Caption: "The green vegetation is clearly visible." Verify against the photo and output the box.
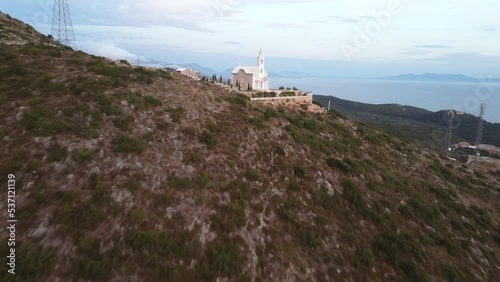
[196,175,208,188]
[111,135,144,154]
[168,176,192,189]
[314,95,500,148]
[298,226,321,248]
[166,107,185,123]
[279,91,296,97]
[275,146,286,156]
[293,165,306,178]
[200,131,217,150]
[374,232,426,281]
[199,237,244,280]
[128,230,195,259]
[407,196,440,223]
[113,114,134,130]
[77,236,119,280]
[118,59,130,65]
[0,16,498,282]
[442,265,464,282]
[22,107,72,135]
[116,92,162,110]
[224,94,248,107]
[252,91,276,98]
[342,179,381,224]
[326,158,350,173]
[263,108,280,120]
[210,202,246,233]
[249,117,265,128]
[283,113,334,153]
[245,168,261,181]
[47,144,67,162]
[313,186,339,209]
[10,242,53,281]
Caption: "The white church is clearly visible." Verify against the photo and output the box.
[232,49,270,91]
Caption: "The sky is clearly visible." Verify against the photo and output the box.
[2,0,500,77]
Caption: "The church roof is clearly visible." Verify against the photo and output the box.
[232,66,258,74]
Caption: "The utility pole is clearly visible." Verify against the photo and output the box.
[474,104,486,164]
[328,100,331,111]
[51,0,77,48]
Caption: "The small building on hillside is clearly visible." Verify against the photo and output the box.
[232,49,270,91]
[176,68,198,79]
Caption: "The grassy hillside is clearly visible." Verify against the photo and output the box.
[314,95,500,151]
[1,13,499,282]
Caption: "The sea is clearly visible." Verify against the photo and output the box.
[270,78,500,123]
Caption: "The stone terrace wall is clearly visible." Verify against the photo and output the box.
[250,94,313,104]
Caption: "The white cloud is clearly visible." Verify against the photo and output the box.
[79,41,144,62]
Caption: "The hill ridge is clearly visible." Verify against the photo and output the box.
[0,12,499,282]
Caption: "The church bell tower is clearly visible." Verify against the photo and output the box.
[257,49,265,78]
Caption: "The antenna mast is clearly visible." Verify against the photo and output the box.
[474,104,486,164]
[51,0,77,48]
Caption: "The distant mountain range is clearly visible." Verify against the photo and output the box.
[140,59,500,82]
[379,73,500,83]
[179,65,317,79]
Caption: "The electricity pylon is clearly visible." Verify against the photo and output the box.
[51,0,77,48]
[474,104,486,164]
[446,110,454,158]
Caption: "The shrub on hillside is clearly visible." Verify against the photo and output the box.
[111,135,144,154]
[224,95,248,107]
[47,144,68,162]
[293,165,306,178]
[326,158,350,173]
[71,148,93,163]
[199,131,217,150]
[113,115,134,130]
[13,243,54,281]
[166,107,184,123]
[245,168,261,181]
[199,237,243,280]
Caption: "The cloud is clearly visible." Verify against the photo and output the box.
[79,41,144,62]
[265,22,310,29]
[340,18,363,23]
[328,15,364,23]
[229,18,310,29]
[66,1,240,32]
[400,50,431,56]
[414,45,452,49]
[225,41,241,45]
[482,26,497,32]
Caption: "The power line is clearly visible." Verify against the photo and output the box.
[51,0,76,48]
